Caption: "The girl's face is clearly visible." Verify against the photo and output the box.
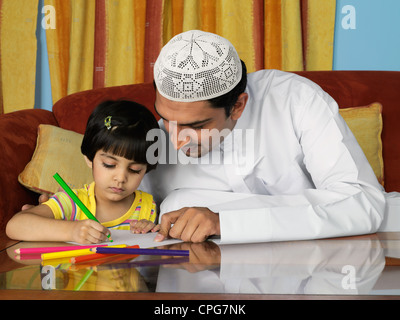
[85,150,147,204]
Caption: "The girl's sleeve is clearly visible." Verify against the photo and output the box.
[42,191,77,221]
[138,192,157,223]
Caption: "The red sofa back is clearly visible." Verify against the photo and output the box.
[53,82,158,134]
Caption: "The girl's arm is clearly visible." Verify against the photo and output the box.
[6,205,110,244]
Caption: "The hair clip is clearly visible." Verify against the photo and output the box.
[104,116,112,130]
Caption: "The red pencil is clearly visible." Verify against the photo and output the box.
[70,253,140,270]
[70,245,139,264]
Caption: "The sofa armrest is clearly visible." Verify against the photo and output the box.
[0,109,58,231]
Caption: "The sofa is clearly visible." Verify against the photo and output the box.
[1,71,400,232]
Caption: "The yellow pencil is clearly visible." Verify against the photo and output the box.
[41,257,71,267]
[41,244,127,260]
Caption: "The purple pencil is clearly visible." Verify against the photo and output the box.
[91,247,189,257]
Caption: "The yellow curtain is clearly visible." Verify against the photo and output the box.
[265,0,336,71]
[281,0,304,71]
[0,0,38,114]
[305,0,336,71]
[105,0,147,86]
[45,0,95,104]
[161,0,336,72]
[0,0,336,114]
[161,0,262,73]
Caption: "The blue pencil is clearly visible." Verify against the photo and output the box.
[91,247,189,257]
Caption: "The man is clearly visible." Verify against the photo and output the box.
[139,30,386,244]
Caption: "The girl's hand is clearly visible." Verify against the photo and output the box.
[130,219,160,234]
[71,219,111,244]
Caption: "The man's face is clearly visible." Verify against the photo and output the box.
[154,90,239,158]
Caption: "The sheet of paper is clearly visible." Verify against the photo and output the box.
[71,230,184,248]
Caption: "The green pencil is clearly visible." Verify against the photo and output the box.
[53,173,113,242]
[74,269,94,291]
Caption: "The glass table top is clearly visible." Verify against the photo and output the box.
[1,233,400,297]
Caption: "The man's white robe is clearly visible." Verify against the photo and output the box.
[141,70,397,244]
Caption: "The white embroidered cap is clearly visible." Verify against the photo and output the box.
[154,30,242,102]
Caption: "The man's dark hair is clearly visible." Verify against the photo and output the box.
[208,60,248,117]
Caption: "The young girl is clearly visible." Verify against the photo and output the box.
[6,100,160,244]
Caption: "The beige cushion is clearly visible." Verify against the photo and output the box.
[339,102,384,186]
[18,125,93,194]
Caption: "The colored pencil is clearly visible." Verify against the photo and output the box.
[74,269,94,291]
[15,253,41,260]
[70,245,139,264]
[95,257,190,271]
[41,257,71,268]
[41,244,127,260]
[53,173,113,242]
[70,252,140,270]
[15,245,107,255]
[91,247,190,257]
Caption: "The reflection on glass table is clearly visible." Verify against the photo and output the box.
[3,233,400,297]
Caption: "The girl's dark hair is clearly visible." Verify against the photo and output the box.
[208,60,247,117]
[81,100,160,172]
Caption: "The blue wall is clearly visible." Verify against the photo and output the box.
[34,0,53,111]
[333,0,400,71]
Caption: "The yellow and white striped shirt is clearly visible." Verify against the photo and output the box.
[43,182,156,230]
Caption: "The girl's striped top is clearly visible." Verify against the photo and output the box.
[43,182,156,229]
